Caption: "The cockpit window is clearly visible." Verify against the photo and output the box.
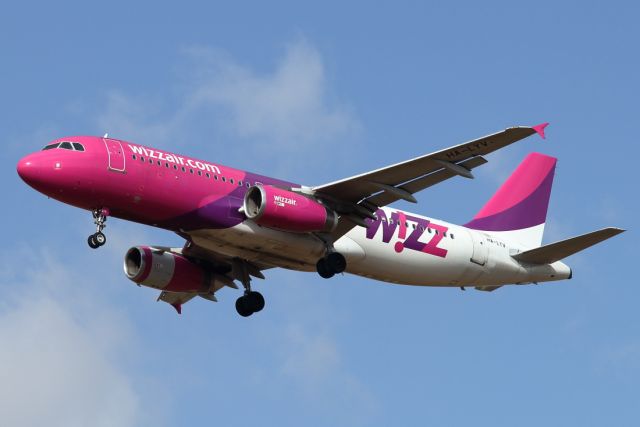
[42,143,60,150]
[72,142,85,151]
[59,142,73,150]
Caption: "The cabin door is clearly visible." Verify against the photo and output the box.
[103,138,126,173]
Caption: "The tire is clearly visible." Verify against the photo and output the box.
[235,296,253,317]
[248,291,265,313]
[94,232,106,246]
[88,235,99,249]
[326,252,347,274]
[316,258,335,279]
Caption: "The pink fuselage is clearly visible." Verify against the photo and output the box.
[16,136,295,233]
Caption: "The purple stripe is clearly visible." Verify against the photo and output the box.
[464,168,554,231]
[160,173,298,231]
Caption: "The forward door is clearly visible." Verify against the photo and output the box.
[103,138,126,172]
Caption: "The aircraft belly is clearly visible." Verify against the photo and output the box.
[188,222,325,271]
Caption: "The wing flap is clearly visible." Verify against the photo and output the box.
[512,227,625,265]
[365,156,487,207]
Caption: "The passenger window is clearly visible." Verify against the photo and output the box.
[173,165,178,170]
[132,155,137,160]
[451,234,455,239]
[72,143,85,151]
[427,228,432,233]
[238,180,243,186]
[157,160,161,166]
[149,159,153,164]
[42,143,59,150]
[443,232,447,237]
[189,169,194,174]
[214,175,218,180]
[197,171,202,176]
[59,142,73,150]
[222,177,226,182]
[230,178,234,184]
[140,156,145,162]
[165,163,169,168]
[246,182,250,187]
[206,173,210,178]
[181,167,186,172]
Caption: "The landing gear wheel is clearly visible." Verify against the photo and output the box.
[235,296,253,317]
[316,258,335,279]
[87,208,109,249]
[326,252,346,274]
[247,291,265,313]
[88,235,99,249]
[316,252,346,278]
[94,232,106,246]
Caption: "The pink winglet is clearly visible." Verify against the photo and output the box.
[171,303,182,315]
[531,122,549,139]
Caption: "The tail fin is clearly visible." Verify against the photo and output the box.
[464,152,557,248]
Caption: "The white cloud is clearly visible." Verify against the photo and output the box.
[0,251,152,427]
[183,40,359,148]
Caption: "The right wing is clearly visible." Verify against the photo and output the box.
[312,124,548,238]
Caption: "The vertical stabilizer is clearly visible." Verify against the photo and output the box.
[464,152,557,248]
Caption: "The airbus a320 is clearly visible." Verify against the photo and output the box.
[17,123,624,316]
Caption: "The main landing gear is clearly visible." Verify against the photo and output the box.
[316,252,347,279]
[235,291,265,317]
[88,208,109,249]
[234,259,265,317]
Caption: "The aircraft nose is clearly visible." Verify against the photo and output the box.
[17,154,40,184]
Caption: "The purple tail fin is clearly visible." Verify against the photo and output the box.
[465,152,557,246]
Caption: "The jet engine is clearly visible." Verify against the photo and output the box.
[124,246,221,293]
[243,185,338,233]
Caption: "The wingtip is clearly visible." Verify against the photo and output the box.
[171,303,182,314]
[532,122,549,139]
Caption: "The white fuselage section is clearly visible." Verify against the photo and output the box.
[188,206,571,289]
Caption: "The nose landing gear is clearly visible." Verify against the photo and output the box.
[88,208,109,249]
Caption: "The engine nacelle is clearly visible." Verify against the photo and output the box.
[243,185,338,233]
[124,246,216,293]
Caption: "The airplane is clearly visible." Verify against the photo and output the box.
[16,123,625,317]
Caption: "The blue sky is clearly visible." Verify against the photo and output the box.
[1,1,637,426]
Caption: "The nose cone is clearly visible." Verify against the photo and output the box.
[17,154,40,185]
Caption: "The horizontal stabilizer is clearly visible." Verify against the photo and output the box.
[512,227,625,264]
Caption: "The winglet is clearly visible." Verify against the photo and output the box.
[532,122,549,139]
[171,303,182,315]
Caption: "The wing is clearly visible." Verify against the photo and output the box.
[313,124,548,238]
[154,240,270,313]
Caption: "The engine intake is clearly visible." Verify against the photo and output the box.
[124,246,219,293]
[243,185,337,233]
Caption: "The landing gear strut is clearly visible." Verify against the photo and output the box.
[234,259,265,317]
[88,208,109,249]
[316,252,346,279]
